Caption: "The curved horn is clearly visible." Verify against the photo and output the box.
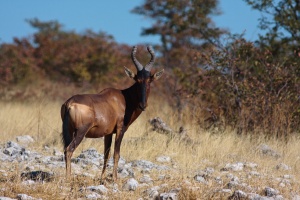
[145,46,155,72]
[131,46,143,71]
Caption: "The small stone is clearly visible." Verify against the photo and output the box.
[118,168,129,179]
[231,162,244,171]
[0,152,11,162]
[160,192,177,200]
[275,195,284,200]
[245,162,258,169]
[247,193,262,199]
[230,190,247,199]
[223,162,244,171]
[141,168,151,174]
[215,176,223,184]
[158,174,168,180]
[6,141,22,149]
[0,197,16,200]
[44,146,50,151]
[144,186,160,199]
[170,188,181,193]
[276,163,291,171]
[227,180,239,189]
[20,171,54,182]
[123,178,138,191]
[156,156,171,163]
[292,195,300,200]
[249,171,260,176]
[279,179,291,187]
[265,187,279,197]
[205,167,214,174]
[149,190,159,199]
[131,160,156,169]
[144,186,160,198]
[282,174,292,179]
[258,144,281,158]
[86,185,108,194]
[16,135,34,144]
[85,192,106,200]
[110,183,119,193]
[226,174,234,179]
[17,194,40,200]
[21,180,36,185]
[2,142,30,161]
[149,117,173,134]
[139,175,153,184]
[279,182,285,187]
[194,175,207,184]
[231,176,239,182]
[216,189,231,194]
[78,148,101,159]
[3,147,19,156]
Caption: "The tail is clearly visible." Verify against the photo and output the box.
[61,105,72,149]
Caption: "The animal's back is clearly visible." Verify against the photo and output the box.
[61,88,126,138]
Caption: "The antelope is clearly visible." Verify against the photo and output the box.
[61,46,164,182]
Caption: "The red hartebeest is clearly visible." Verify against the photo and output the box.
[61,46,164,182]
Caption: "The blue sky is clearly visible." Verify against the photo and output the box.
[0,1,263,45]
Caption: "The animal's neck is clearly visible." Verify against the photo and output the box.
[121,82,150,127]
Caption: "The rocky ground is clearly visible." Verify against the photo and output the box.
[0,134,300,200]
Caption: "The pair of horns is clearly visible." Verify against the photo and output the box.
[131,46,155,72]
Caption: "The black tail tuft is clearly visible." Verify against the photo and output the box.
[62,107,72,149]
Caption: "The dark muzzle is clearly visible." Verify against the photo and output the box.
[139,83,147,111]
[138,103,147,111]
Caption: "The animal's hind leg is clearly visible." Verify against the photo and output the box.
[65,147,73,179]
[65,123,93,179]
[100,134,113,182]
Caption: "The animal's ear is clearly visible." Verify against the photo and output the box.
[124,66,135,79]
[151,69,164,81]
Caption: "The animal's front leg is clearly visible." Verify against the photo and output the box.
[112,125,125,182]
[100,134,113,183]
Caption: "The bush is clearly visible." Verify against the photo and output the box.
[178,38,300,137]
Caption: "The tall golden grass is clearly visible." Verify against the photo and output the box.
[0,96,300,199]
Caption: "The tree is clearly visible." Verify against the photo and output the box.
[26,19,132,84]
[244,0,300,64]
[0,19,135,88]
[133,0,226,120]
[132,0,226,66]
[0,38,36,85]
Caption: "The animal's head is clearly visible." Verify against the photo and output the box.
[124,46,164,111]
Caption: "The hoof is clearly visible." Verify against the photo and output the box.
[98,175,113,185]
[99,179,105,185]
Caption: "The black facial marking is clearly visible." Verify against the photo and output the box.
[136,68,151,111]
[136,68,151,79]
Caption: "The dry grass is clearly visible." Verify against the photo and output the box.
[0,99,62,149]
[0,96,300,199]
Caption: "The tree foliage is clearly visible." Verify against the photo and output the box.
[0,19,134,86]
[132,0,226,67]
[244,0,300,65]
